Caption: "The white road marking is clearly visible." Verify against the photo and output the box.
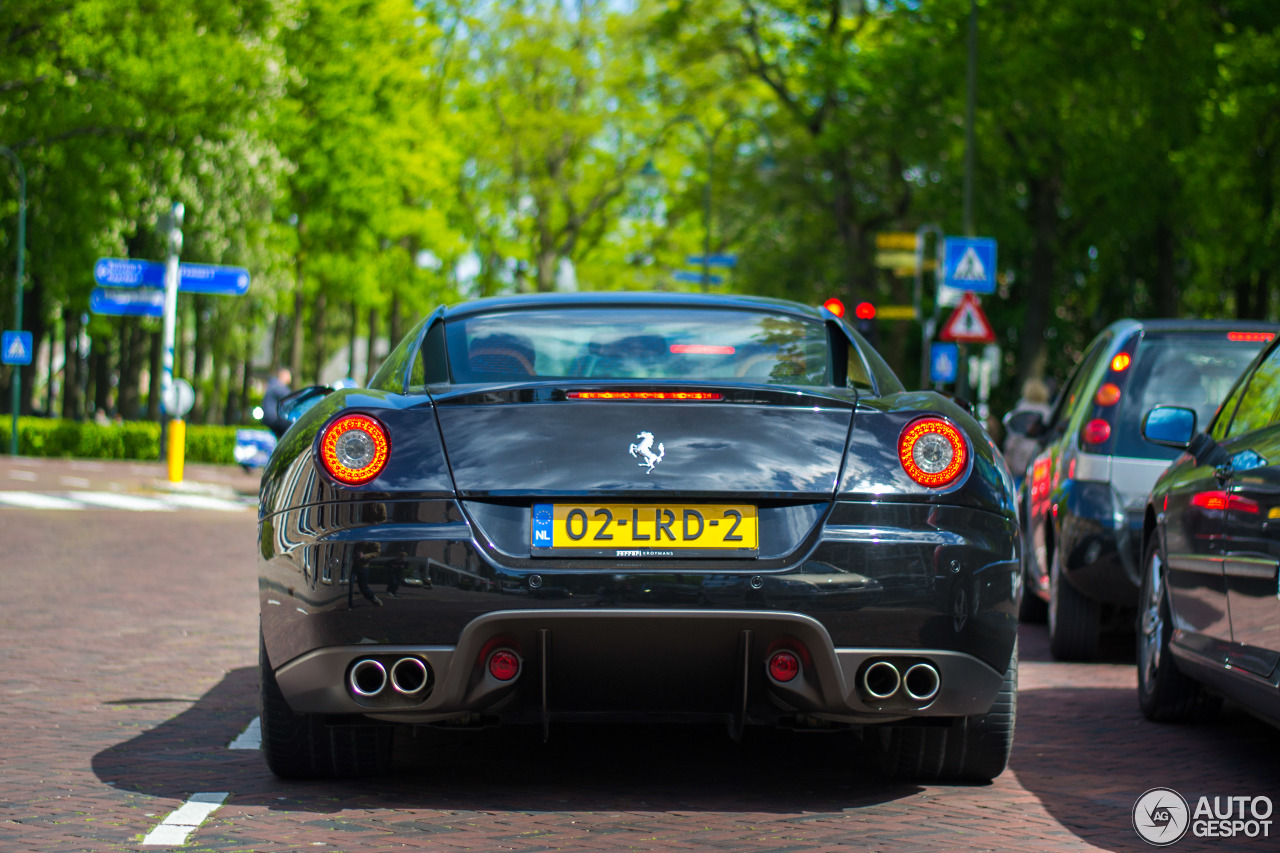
[7,470,37,481]
[59,476,92,488]
[141,792,228,846]
[0,491,83,510]
[69,460,106,471]
[164,493,248,512]
[70,491,175,511]
[228,717,261,750]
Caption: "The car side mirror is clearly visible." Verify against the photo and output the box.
[1142,406,1197,449]
[278,385,334,423]
[1003,409,1045,438]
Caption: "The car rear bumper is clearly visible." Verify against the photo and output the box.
[275,609,1007,725]
[259,497,1019,724]
[1056,481,1144,607]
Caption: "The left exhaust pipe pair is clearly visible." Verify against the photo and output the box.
[860,659,941,703]
[348,657,429,698]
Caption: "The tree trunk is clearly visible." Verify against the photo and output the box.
[92,333,112,415]
[365,306,380,384]
[290,262,306,382]
[192,298,208,422]
[389,292,402,347]
[1017,172,1061,385]
[147,330,162,420]
[348,302,359,381]
[61,308,83,420]
[240,349,253,425]
[1153,221,1178,317]
[118,318,148,420]
[310,292,328,384]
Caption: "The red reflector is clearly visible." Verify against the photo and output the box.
[823,297,846,318]
[1082,418,1112,444]
[488,650,520,681]
[1228,332,1276,342]
[855,302,876,320]
[1192,491,1259,513]
[669,344,735,355]
[1095,383,1122,406]
[567,391,722,401]
[1110,353,1131,372]
[768,651,801,682]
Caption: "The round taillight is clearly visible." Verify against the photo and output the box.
[1110,352,1131,372]
[319,414,391,485]
[487,649,520,682]
[1082,418,1112,445]
[1095,382,1122,406]
[898,418,968,488]
[768,651,801,682]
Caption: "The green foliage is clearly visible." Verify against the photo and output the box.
[0,417,241,464]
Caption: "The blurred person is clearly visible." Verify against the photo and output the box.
[1002,377,1052,487]
[261,367,293,438]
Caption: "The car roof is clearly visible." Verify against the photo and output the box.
[1103,317,1279,337]
[440,291,829,322]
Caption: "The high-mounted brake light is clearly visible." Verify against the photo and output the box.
[1081,418,1111,445]
[1110,353,1131,372]
[319,414,390,485]
[898,418,968,488]
[567,391,722,401]
[1095,382,1122,406]
[1228,332,1275,343]
[670,344,735,355]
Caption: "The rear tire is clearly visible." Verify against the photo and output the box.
[877,641,1017,783]
[260,634,394,779]
[1048,550,1099,660]
[1137,539,1221,723]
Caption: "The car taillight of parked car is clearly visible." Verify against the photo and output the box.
[898,418,968,488]
[319,414,391,485]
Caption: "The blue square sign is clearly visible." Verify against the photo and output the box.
[930,342,959,384]
[2,331,33,366]
[943,237,998,294]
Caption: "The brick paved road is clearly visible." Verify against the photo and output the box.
[1,463,1278,852]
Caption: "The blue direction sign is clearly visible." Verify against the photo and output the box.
[94,257,250,296]
[686,254,738,268]
[942,237,997,294]
[90,287,165,317]
[674,271,724,285]
[2,331,33,366]
[930,342,959,384]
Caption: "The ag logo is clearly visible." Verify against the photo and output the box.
[1133,787,1190,846]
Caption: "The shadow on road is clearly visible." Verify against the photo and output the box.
[1012,683,1280,852]
[93,666,923,814]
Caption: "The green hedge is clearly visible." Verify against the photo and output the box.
[0,417,244,465]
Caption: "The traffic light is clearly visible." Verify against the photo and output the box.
[854,302,878,344]
[822,297,846,318]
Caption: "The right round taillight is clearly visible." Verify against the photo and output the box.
[319,414,390,485]
[487,649,521,682]
[898,418,968,488]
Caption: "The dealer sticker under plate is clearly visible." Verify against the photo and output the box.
[531,503,758,558]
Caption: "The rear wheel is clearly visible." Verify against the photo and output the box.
[876,641,1017,783]
[1048,550,1100,660]
[1137,539,1221,723]
[260,634,394,779]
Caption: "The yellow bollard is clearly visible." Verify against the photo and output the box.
[167,418,186,483]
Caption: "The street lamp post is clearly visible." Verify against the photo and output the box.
[666,115,772,290]
[1,146,26,456]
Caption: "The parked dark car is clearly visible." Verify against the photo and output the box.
[258,292,1020,782]
[1005,319,1275,660]
[1138,333,1280,727]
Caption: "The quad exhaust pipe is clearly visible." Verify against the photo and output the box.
[859,659,940,704]
[348,657,430,699]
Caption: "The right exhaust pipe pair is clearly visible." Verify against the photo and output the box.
[861,659,941,703]
[348,656,430,699]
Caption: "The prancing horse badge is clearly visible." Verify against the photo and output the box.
[629,431,665,473]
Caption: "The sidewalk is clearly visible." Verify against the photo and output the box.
[0,454,262,500]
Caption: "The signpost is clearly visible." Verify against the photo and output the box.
[89,288,165,317]
[673,270,723,286]
[930,342,959,384]
[685,254,737,268]
[939,292,997,344]
[90,205,252,482]
[942,236,997,297]
[2,331,32,366]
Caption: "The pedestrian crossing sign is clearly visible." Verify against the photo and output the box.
[2,331,32,366]
[939,292,997,344]
[943,237,997,294]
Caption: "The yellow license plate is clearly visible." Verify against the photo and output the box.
[531,503,758,558]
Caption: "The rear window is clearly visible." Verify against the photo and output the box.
[442,307,835,387]
[1112,333,1268,459]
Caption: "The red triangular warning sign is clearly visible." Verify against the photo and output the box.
[939,292,996,343]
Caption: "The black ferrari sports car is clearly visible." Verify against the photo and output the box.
[257,292,1021,781]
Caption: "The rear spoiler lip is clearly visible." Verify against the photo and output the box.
[429,381,860,409]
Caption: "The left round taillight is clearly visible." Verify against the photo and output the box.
[319,414,391,485]
[898,417,968,488]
